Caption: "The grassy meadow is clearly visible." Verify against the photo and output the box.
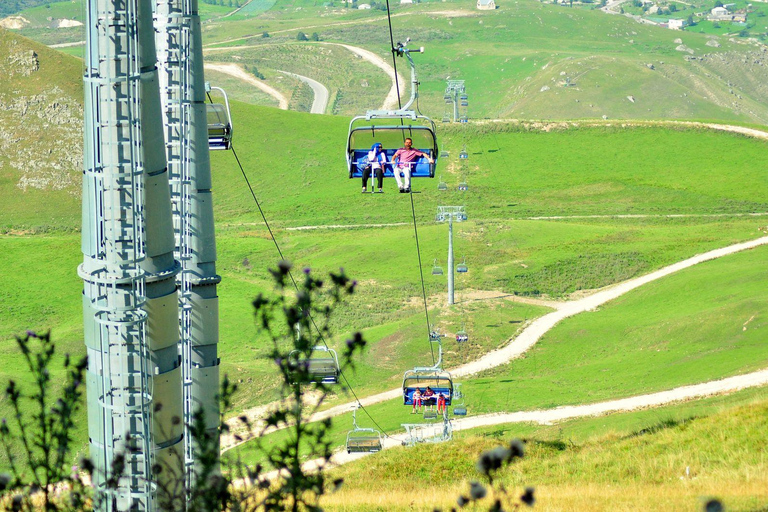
[324,386,768,511]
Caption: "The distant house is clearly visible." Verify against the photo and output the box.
[477,0,496,9]
[358,2,371,7]
[711,6,729,16]
[668,18,688,29]
[400,0,412,4]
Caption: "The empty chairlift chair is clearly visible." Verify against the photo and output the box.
[457,257,468,273]
[432,259,444,276]
[205,83,233,150]
[440,150,449,158]
[289,346,340,384]
[346,40,439,182]
[346,407,383,454]
[452,383,467,416]
[438,176,448,191]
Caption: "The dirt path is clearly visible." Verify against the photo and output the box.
[277,70,329,114]
[319,43,404,111]
[204,62,289,109]
[221,235,768,452]
[323,367,768,469]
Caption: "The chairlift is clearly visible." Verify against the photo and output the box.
[440,150,449,158]
[442,115,450,123]
[347,40,438,181]
[460,100,468,107]
[456,322,469,343]
[438,176,448,191]
[459,115,468,123]
[431,259,444,276]
[288,345,340,384]
[346,407,383,454]
[205,83,233,151]
[459,147,468,160]
[452,383,467,416]
[457,257,468,273]
[429,325,442,343]
[403,337,454,407]
[458,180,468,191]
[460,94,468,101]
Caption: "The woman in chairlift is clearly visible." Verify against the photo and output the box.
[421,385,436,410]
[392,137,434,193]
[363,143,386,193]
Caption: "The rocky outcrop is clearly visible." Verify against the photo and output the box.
[0,37,82,196]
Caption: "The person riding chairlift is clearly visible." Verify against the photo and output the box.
[363,143,386,193]
[392,138,433,193]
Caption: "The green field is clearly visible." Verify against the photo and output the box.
[226,242,768,464]
[324,386,768,511]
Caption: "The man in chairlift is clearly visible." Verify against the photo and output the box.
[392,137,434,193]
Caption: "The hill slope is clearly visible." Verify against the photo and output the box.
[0,28,82,230]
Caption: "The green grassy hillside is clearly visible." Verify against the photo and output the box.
[227,243,768,465]
[196,0,768,123]
[325,386,768,511]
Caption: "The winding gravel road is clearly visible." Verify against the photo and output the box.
[204,62,288,110]
[277,70,329,114]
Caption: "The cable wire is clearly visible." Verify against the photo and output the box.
[228,141,391,438]
[383,0,436,366]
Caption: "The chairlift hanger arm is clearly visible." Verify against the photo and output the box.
[391,39,423,112]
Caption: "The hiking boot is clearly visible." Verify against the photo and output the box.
[362,187,367,193]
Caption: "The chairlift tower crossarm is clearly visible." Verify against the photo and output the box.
[435,207,467,305]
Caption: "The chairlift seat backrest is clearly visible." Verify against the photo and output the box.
[453,406,467,416]
[457,264,468,273]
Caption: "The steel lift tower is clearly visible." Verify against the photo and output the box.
[443,80,468,123]
[80,0,184,508]
[154,0,221,490]
[435,206,467,305]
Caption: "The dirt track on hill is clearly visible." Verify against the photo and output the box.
[204,62,289,109]
[222,235,768,453]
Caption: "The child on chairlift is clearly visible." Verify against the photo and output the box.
[437,392,446,414]
[411,388,422,414]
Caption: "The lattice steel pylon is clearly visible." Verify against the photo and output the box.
[435,206,468,305]
[80,0,182,508]
[154,0,222,499]
[444,80,467,123]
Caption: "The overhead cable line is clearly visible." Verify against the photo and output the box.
[226,141,391,438]
[384,0,436,366]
